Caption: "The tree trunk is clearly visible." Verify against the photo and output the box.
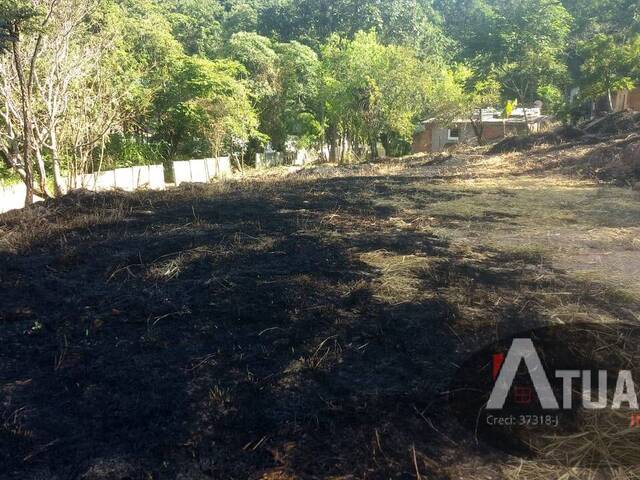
[35,147,51,197]
[52,154,64,195]
[381,133,391,157]
[50,132,65,195]
[470,108,485,145]
[523,108,531,135]
[328,126,338,163]
[11,29,35,204]
[607,89,614,112]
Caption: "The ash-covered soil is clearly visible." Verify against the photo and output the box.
[1,156,638,479]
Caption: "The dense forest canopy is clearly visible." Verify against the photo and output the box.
[0,0,639,199]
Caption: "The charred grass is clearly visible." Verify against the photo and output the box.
[0,162,639,479]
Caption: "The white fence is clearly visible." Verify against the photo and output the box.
[0,183,38,214]
[1,157,234,215]
[172,157,231,186]
[1,164,165,215]
[72,164,165,192]
[256,150,309,169]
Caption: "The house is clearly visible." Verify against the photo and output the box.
[412,108,548,154]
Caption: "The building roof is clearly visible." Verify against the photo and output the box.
[422,107,547,126]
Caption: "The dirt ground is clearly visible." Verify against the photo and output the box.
[1,139,639,479]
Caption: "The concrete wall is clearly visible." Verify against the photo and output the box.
[72,165,166,192]
[2,157,232,215]
[256,152,284,168]
[0,183,39,214]
[256,150,309,168]
[217,157,232,177]
[1,164,166,215]
[172,157,231,186]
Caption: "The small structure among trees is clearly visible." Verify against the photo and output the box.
[412,108,549,153]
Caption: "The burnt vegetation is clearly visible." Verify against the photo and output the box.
[1,165,637,479]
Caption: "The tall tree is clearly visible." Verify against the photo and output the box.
[319,31,443,161]
[0,0,147,197]
[0,0,45,202]
[155,57,260,162]
[435,0,572,103]
[578,34,639,110]
[164,0,224,58]
[258,0,451,56]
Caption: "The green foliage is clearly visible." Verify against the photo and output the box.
[503,99,518,118]
[226,31,279,99]
[536,85,564,114]
[437,0,572,102]
[271,41,320,149]
[319,31,442,158]
[0,0,38,51]
[3,0,639,189]
[223,2,259,36]
[156,56,259,158]
[430,65,500,122]
[105,135,169,168]
[578,33,637,105]
[226,32,320,150]
[562,0,639,39]
[114,0,186,122]
[0,160,18,184]
[258,0,452,56]
[291,112,324,148]
[165,0,224,58]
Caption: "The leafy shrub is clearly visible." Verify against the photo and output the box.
[105,135,170,168]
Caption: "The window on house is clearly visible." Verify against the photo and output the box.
[447,128,460,141]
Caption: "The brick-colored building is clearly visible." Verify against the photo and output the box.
[412,108,547,154]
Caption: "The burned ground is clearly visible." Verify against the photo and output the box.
[1,156,639,479]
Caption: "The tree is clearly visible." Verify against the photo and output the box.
[425,65,500,144]
[436,0,572,103]
[0,0,150,197]
[578,34,637,110]
[226,31,279,102]
[319,31,441,161]
[258,0,451,55]
[273,41,321,149]
[226,32,321,151]
[156,57,261,163]
[164,0,224,58]
[223,1,259,37]
[0,0,48,202]
[0,0,34,51]
[562,0,639,40]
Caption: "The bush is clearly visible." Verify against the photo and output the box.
[0,162,20,186]
[104,135,170,168]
